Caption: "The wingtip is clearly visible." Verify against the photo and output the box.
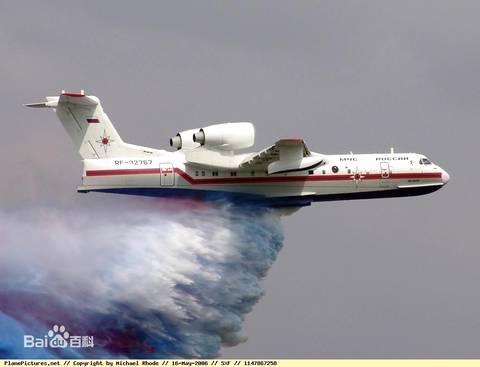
[24,100,58,108]
[24,102,47,108]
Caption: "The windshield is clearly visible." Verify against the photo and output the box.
[419,158,432,165]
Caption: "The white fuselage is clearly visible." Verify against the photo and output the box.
[79,150,450,207]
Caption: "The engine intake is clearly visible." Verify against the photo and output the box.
[169,128,200,150]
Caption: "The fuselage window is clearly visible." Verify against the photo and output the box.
[308,170,314,175]
[251,171,255,176]
[347,169,351,174]
[230,171,237,177]
[212,171,218,176]
[195,171,199,177]
[322,170,326,174]
[332,166,339,173]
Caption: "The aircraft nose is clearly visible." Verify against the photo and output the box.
[441,170,450,184]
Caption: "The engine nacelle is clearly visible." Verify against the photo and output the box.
[169,128,200,150]
[192,122,255,150]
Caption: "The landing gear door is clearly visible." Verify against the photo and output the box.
[380,162,390,180]
[160,163,174,186]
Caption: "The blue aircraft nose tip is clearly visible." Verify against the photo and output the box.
[442,170,450,184]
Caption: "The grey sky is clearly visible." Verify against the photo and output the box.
[1,0,479,357]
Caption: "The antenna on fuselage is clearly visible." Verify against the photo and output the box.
[390,146,395,154]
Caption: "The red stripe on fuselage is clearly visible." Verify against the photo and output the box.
[86,168,161,176]
[85,168,441,184]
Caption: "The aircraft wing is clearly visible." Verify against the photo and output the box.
[240,139,312,169]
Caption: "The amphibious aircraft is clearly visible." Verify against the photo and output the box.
[26,91,449,208]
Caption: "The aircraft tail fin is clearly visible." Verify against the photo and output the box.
[25,91,154,159]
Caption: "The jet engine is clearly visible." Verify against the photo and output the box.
[169,128,200,150]
[192,122,255,150]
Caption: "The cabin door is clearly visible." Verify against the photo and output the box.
[380,162,390,179]
[160,163,174,186]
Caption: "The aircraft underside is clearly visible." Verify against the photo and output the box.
[78,183,444,208]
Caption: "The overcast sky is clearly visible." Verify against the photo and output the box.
[1,0,479,357]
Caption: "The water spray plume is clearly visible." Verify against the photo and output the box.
[0,198,284,358]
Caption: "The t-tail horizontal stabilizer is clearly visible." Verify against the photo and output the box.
[25,90,158,159]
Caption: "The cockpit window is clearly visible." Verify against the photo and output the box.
[419,158,432,165]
